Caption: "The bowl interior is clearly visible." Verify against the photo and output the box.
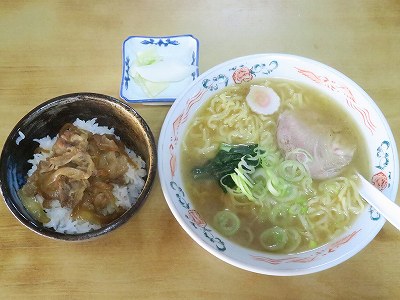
[1,93,156,240]
[158,54,399,275]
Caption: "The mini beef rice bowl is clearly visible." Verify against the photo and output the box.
[18,118,146,234]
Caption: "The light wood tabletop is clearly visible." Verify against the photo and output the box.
[1,1,399,299]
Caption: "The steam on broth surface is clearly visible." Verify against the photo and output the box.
[181,78,369,254]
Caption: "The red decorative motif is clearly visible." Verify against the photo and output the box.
[232,67,253,84]
[327,229,361,253]
[169,144,177,177]
[295,67,376,135]
[372,172,388,191]
[186,209,207,228]
[251,229,361,265]
[169,89,206,177]
[251,252,322,265]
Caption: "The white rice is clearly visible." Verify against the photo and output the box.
[73,118,115,135]
[26,118,147,234]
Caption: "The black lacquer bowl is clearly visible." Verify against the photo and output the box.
[0,93,157,241]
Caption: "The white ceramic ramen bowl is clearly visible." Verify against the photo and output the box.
[158,54,399,275]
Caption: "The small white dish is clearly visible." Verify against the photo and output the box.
[120,35,199,104]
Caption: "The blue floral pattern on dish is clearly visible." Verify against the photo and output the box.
[120,35,199,103]
[202,74,229,91]
[202,60,279,92]
[369,140,393,221]
[229,60,279,76]
[376,141,390,170]
[141,38,180,47]
[123,56,131,90]
[170,181,226,251]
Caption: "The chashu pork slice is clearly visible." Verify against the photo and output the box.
[276,109,356,180]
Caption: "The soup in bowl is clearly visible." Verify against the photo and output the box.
[158,54,399,275]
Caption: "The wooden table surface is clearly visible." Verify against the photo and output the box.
[1,1,399,299]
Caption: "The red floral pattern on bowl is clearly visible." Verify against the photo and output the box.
[372,172,388,191]
[232,67,253,84]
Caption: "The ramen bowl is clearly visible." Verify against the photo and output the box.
[0,93,157,241]
[158,54,399,275]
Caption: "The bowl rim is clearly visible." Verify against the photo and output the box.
[0,92,157,241]
[158,53,399,275]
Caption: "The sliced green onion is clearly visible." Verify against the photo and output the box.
[284,228,302,253]
[266,178,280,197]
[309,240,318,249]
[278,160,307,182]
[277,185,299,202]
[235,226,254,246]
[231,173,255,201]
[269,204,295,227]
[259,226,288,251]
[213,210,241,236]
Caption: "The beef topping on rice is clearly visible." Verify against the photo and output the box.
[19,123,139,226]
